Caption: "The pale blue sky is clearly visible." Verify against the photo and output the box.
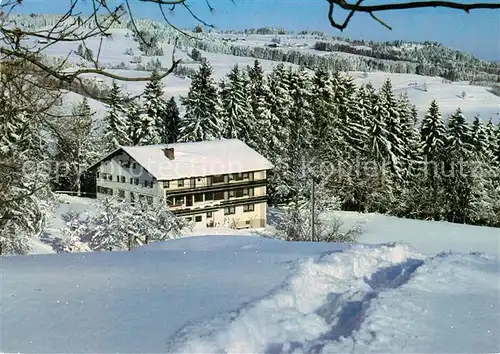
[15,0,500,60]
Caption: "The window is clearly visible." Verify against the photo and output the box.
[194,193,203,203]
[243,188,249,196]
[245,188,254,197]
[243,172,249,179]
[146,196,154,205]
[177,179,184,187]
[235,189,244,198]
[246,220,251,225]
[195,215,202,222]
[205,192,214,201]
[164,181,170,188]
[96,172,100,178]
[121,176,126,183]
[234,173,244,181]
[214,191,224,200]
[197,177,202,182]
[224,206,235,215]
[130,177,133,184]
[207,212,213,218]
[228,174,234,181]
[134,178,139,185]
[212,175,224,184]
[243,204,255,212]
[108,174,113,181]
[168,196,183,206]
[132,163,136,169]
[130,192,135,202]
[229,190,235,198]
[117,175,120,182]
[144,180,149,188]
[118,190,125,198]
[185,217,192,222]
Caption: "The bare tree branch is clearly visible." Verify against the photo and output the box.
[327,0,500,30]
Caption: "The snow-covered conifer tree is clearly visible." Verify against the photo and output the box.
[410,100,448,220]
[443,108,474,223]
[143,70,167,144]
[162,97,181,143]
[377,79,404,177]
[178,61,224,142]
[221,64,255,143]
[104,82,131,149]
[247,60,273,154]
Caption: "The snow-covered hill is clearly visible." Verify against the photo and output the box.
[3,235,499,353]
[34,26,500,124]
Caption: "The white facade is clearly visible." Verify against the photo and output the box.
[90,140,273,230]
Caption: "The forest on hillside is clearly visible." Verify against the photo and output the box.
[12,14,500,83]
[100,59,500,229]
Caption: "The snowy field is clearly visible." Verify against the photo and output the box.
[38,27,500,123]
[3,234,500,353]
[4,196,500,352]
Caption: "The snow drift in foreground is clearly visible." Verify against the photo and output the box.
[2,236,499,353]
[168,243,499,353]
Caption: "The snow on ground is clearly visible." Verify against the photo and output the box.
[3,236,499,353]
[36,27,499,123]
[35,196,500,257]
[331,210,500,256]
[351,71,500,122]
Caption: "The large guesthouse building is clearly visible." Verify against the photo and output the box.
[88,139,273,229]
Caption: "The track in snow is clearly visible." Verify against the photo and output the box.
[166,243,426,353]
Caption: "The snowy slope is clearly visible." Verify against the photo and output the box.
[36,27,500,123]
[35,196,500,256]
[2,237,499,353]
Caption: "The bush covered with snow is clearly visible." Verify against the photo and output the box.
[59,198,190,252]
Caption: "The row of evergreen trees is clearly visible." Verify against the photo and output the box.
[104,72,180,151]
[104,59,500,227]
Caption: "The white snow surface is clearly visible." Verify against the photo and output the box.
[37,27,500,125]
[93,139,273,180]
[2,237,499,353]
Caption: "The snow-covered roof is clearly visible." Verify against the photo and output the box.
[91,139,273,180]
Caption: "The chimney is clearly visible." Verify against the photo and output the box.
[163,147,175,160]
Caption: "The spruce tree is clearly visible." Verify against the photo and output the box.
[397,93,421,178]
[126,102,143,145]
[162,97,180,143]
[420,100,446,162]
[470,116,491,161]
[417,100,447,220]
[266,64,294,202]
[143,70,168,143]
[485,119,498,165]
[247,60,273,154]
[495,122,500,164]
[332,73,362,157]
[179,61,224,142]
[377,79,404,177]
[310,68,337,151]
[104,82,131,149]
[221,65,255,143]
[443,108,473,223]
[288,66,313,150]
